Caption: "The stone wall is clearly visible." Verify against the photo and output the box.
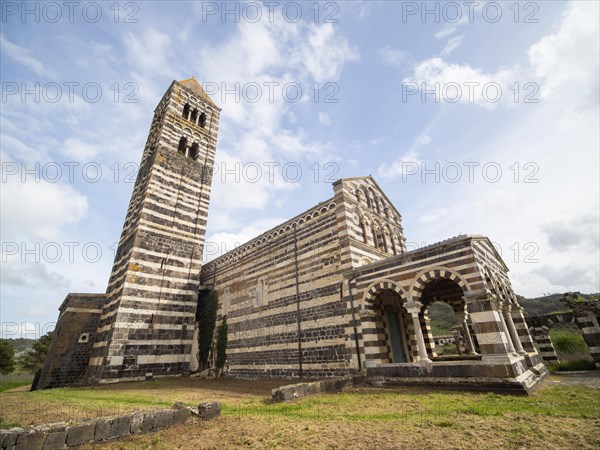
[36,294,104,389]
[0,406,190,450]
[201,197,352,379]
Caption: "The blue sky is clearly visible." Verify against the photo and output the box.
[1,1,599,337]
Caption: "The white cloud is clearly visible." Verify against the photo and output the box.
[441,35,464,56]
[1,177,88,240]
[435,16,469,39]
[60,137,100,160]
[404,57,522,109]
[378,135,430,178]
[0,34,52,77]
[528,1,599,102]
[318,112,330,125]
[124,29,174,76]
[204,217,287,261]
[198,17,355,222]
[378,46,408,67]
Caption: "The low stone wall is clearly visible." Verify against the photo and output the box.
[271,375,366,401]
[0,404,191,450]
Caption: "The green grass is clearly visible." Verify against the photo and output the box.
[222,385,600,422]
[0,373,34,393]
[549,360,597,371]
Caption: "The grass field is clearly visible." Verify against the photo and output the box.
[0,376,598,449]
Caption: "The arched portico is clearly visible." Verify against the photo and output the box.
[413,272,478,358]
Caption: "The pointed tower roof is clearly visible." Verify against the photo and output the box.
[178,77,219,109]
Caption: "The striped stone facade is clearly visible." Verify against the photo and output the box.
[39,79,220,388]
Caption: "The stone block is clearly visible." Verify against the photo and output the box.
[94,418,111,442]
[199,402,221,420]
[66,423,95,447]
[42,430,67,450]
[152,410,174,428]
[1,428,21,448]
[15,428,46,450]
[141,412,155,433]
[173,401,185,409]
[110,416,131,438]
[130,412,144,434]
[173,408,191,424]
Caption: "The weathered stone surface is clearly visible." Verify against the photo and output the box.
[152,410,174,428]
[94,418,111,441]
[199,402,221,420]
[110,416,131,438]
[173,408,191,424]
[140,412,155,433]
[130,412,145,434]
[65,423,95,447]
[173,401,185,409]
[2,428,21,448]
[42,430,67,450]
[15,428,46,450]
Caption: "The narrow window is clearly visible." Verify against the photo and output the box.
[190,108,198,124]
[199,112,207,128]
[178,137,187,155]
[189,143,199,160]
[361,219,368,244]
[182,103,190,119]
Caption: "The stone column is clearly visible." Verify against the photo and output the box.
[455,311,477,355]
[495,300,518,355]
[404,301,431,363]
[503,305,527,355]
[512,306,536,352]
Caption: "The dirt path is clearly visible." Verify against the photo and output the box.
[546,371,600,388]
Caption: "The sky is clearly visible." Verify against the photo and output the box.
[1,0,599,338]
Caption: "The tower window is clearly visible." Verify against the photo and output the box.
[182,103,190,119]
[190,108,198,124]
[189,143,199,160]
[178,137,187,155]
[199,112,207,128]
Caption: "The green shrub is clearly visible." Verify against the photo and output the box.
[197,290,218,371]
[215,318,228,372]
[549,329,588,355]
[0,341,16,375]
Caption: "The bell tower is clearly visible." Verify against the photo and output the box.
[87,78,220,382]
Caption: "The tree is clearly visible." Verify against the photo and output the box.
[215,318,228,373]
[19,332,53,373]
[197,290,218,371]
[0,340,16,374]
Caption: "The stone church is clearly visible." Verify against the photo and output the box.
[37,78,548,393]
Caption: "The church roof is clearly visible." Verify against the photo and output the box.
[178,77,219,109]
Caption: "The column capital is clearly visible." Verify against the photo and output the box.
[403,301,423,315]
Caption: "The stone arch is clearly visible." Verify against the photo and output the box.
[409,267,470,299]
[361,279,409,311]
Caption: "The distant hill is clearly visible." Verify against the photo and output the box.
[518,292,600,317]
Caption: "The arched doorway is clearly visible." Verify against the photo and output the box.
[372,289,412,363]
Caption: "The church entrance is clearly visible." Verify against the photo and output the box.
[386,310,407,363]
[374,289,411,364]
